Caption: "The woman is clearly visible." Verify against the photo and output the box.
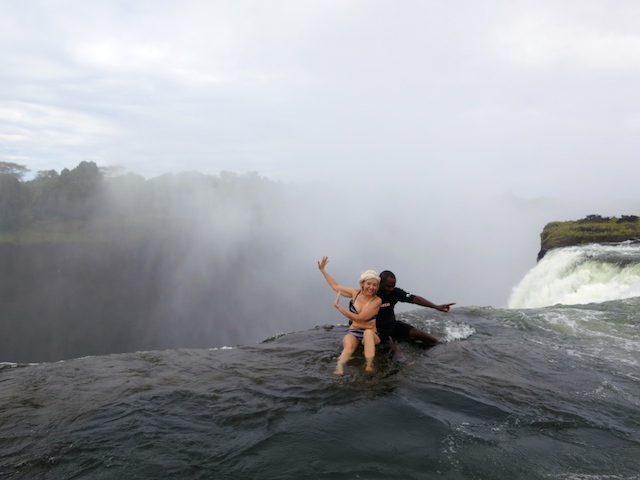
[318,256,382,375]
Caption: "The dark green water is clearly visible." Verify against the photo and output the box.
[1,298,639,479]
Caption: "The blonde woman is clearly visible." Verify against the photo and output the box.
[318,256,382,375]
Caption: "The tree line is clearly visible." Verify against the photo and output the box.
[0,160,278,234]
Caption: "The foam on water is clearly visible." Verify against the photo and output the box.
[442,321,476,342]
[508,243,640,308]
[511,298,640,373]
[400,312,476,342]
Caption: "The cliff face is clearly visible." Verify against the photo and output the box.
[0,238,280,363]
[0,242,176,363]
[1,224,321,364]
[537,215,640,261]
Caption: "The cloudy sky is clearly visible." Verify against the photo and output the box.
[2,0,640,306]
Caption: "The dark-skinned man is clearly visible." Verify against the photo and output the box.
[376,270,455,352]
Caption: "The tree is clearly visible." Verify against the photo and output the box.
[0,174,27,231]
[578,214,611,224]
[617,215,639,224]
[25,161,104,221]
[35,170,60,181]
[0,161,30,180]
[58,161,104,220]
[25,170,62,220]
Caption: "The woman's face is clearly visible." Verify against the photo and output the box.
[361,278,379,296]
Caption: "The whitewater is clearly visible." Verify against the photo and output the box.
[509,242,640,308]
[1,243,639,479]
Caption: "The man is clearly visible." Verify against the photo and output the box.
[376,270,455,347]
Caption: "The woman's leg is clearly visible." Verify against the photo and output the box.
[362,330,381,372]
[335,334,359,375]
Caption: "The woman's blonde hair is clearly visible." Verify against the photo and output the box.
[359,269,380,285]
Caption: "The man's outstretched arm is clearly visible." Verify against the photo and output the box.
[413,296,456,312]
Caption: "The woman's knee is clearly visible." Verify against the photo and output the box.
[362,330,375,342]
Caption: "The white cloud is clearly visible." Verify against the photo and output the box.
[489,2,640,71]
[0,0,638,197]
[0,101,116,139]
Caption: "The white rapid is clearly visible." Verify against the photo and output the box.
[508,243,640,308]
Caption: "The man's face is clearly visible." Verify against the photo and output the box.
[379,277,396,295]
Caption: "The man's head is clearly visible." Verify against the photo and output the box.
[379,270,396,295]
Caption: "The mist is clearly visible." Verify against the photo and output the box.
[2,0,640,361]
[81,171,640,334]
[2,163,639,363]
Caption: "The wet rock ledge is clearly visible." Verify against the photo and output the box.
[538,214,640,261]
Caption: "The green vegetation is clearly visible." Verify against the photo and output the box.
[0,160,279,245]
[540,214,640,251]
[0,161,103,236]
[0,220,104,244]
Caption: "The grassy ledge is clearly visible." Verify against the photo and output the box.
[539,215,640,259]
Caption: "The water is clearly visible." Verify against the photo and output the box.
[509,243,640,308]
[1,244,640,479]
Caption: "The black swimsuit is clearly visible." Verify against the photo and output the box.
[347,292,378,340]
[348,292,359,315]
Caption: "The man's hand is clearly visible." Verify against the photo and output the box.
[436,303,456,312]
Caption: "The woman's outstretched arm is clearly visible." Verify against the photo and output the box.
[318,256,357,297]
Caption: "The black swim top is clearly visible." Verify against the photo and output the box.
[349,292,376,321]
[349,292,359,314]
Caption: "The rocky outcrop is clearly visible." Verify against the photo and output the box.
[537,215,640,261]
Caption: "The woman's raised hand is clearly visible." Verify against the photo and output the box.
[318,256,329,271]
